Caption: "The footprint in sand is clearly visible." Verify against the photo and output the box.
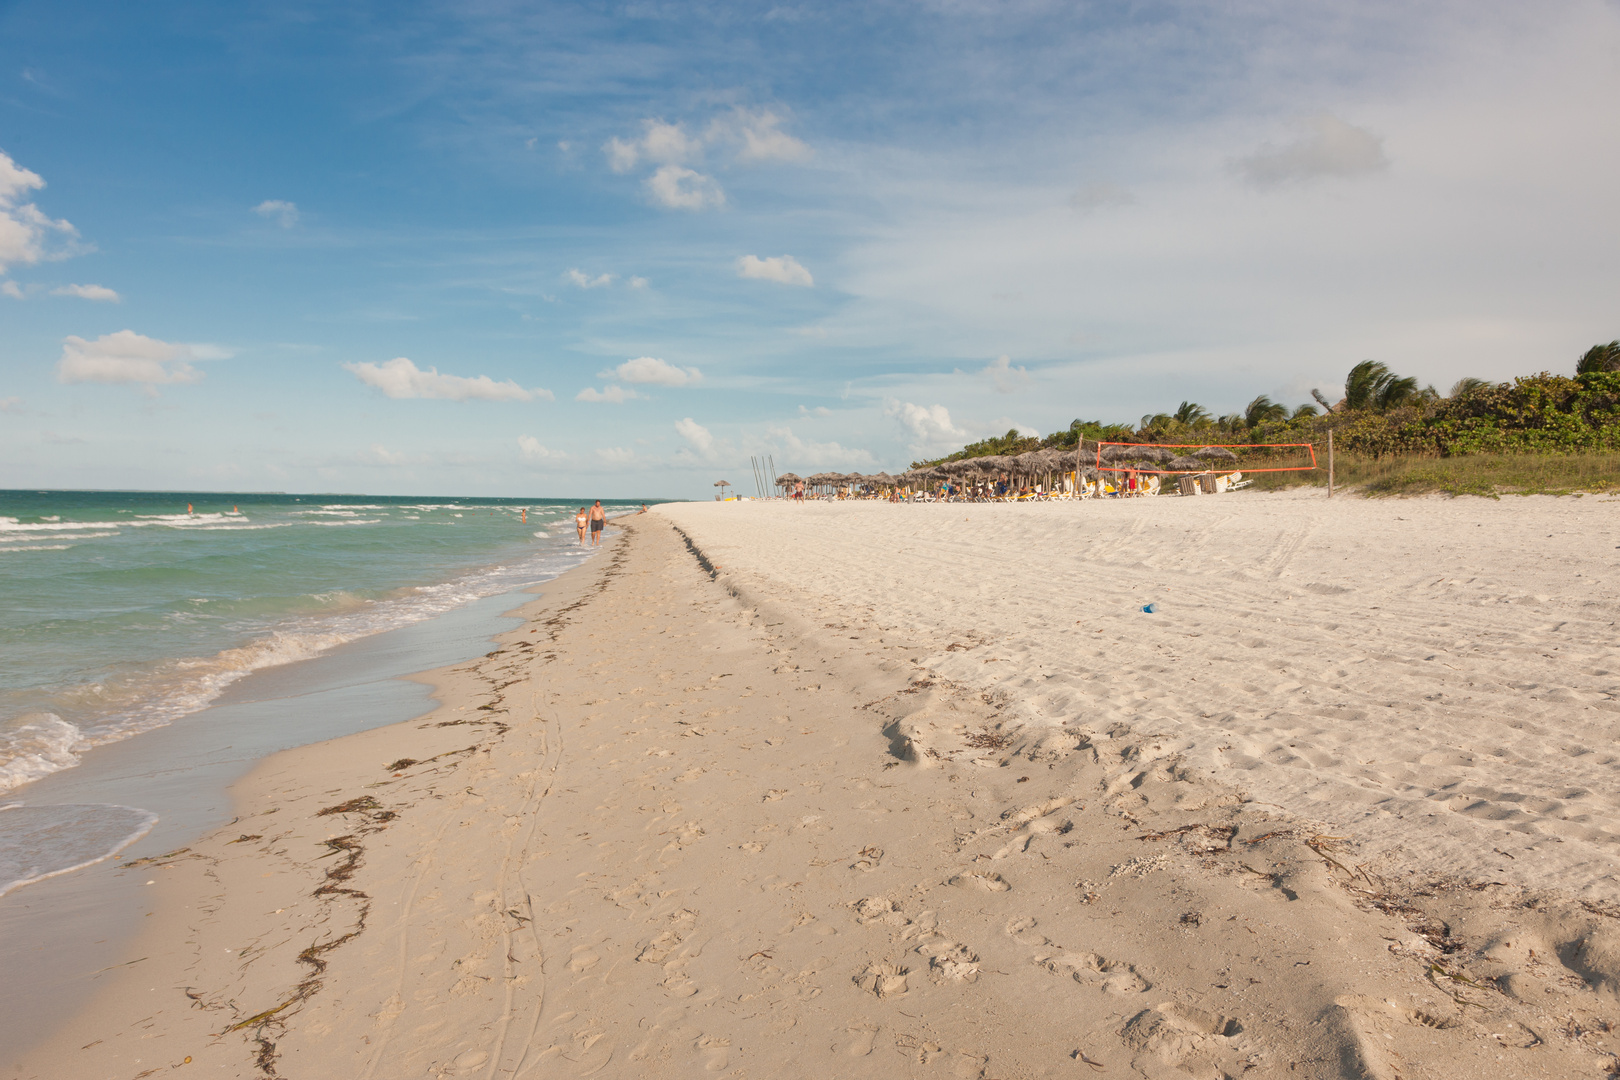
[448,1049,488,1074]
[853,960,909,998]
[1003,915,1049,947]
[695,1034,731,1070]
[1039,949,1150,995]
[567,945,601,972]
[845,1021,880,1056]
[949,870,1011,892]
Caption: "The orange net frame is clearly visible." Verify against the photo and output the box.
[1094,442,1318,474]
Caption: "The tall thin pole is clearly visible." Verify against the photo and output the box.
[1327,429,1335,498]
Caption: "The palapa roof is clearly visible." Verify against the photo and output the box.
[775,473,802,483]
[1167,456,1205,471]
[1195,446,1239,462]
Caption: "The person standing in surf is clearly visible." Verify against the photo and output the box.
[588,501,606,546]
[575,507,588,545]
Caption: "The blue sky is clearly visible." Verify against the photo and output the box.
[1,0,1617,498]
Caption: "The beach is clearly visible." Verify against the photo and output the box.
[11,493,1620,1079]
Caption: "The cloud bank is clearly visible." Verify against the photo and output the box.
[344,357,550,402]
[52,283,120,302]
[253,200,300,227]
[575,384,644,403]
[0,149,82,273]
[1235,114,1388,186]
[56,330,214,387]
[737,254,813,287]
[609,356,701,386]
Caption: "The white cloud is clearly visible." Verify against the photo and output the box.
[1235,114,1388,186]
[982,354,1029,393]
[798,404,832,417]
[610,356,701,386]
[604,137,640,174]
[737,254,813,287]
[1,281,22,299]
[789,326,828,338]
[51,283,120,302]
[566,268,615,288]
[764,424,877,469]
[645,165,726,211]
[675,417,714,454]
[0,149,81,273]
[343,357,550,402]
[575,384,644,403]
[56,330,213,388]
[1068,183,1134,212]
[712,108,812,163]
[0,396,23,413]
[253,200,300,227]
[362,444,416,466]
[517,435,568,462]
[597,446,635,465]
[628,276,648,289]
[883,399,967,448]
[604,119,702,174]
[641,119,701,164]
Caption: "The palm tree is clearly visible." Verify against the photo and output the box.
[1290,403,1319,420]
[1577,340,1620,374]
[1244,395,1288,428]
[1344,360,1421,411]
[1173,401,1210,426]
[1343,361,1389,410]
[1449,377,1490,398]
[1376,375,1421,410]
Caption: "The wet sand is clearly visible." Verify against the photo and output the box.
[13,504,1620,1079]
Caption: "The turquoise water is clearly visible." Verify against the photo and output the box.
[0,490,642,894]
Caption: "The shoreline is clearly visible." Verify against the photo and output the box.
[0,547,604,1066]
[13,506,1620,1079]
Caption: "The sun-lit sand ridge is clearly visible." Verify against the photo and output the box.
[13,493,1620,1079]
[664,491,1620,899]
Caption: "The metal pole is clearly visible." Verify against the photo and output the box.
[1327,429,1334,498]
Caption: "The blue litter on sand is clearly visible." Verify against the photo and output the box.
[1141,603,1157,613]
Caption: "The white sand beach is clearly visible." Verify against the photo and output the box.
[13,493,1620,1080]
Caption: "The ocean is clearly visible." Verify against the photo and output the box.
[0,490,640,898]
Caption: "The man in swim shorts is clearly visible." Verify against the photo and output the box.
[588,500,606,545]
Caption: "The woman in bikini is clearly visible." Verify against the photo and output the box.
[575,507,588,545]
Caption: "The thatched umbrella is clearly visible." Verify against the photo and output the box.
[775,472,802,485]
[713,480,732,498]
[1195,446,1239,462]
[1167,455,1205,471]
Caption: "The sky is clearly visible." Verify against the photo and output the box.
[0,0,1617,499]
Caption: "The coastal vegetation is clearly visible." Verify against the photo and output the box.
[913,340,1620,495]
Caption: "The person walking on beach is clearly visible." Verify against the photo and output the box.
[575,506,588,545]
[588,500,606,546]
